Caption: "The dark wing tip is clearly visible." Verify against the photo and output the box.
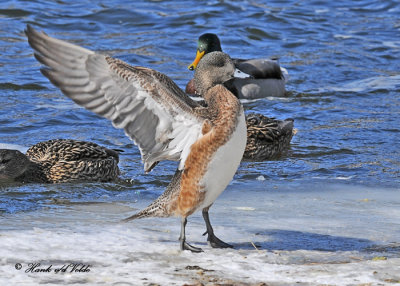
[25,24,47,58]
[25,24,41,42]
[24,23,33,37]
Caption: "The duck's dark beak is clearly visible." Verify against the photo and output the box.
[188,50,205,71]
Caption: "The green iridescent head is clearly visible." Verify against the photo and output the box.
[188,33,223,70]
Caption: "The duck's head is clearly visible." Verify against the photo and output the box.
[188,33,222,71]
[0,149,30,181]
[194,51,235,96]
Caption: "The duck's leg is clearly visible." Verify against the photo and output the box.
[202,207,233,248]
[179,217,203,253]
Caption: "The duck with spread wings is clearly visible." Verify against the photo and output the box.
[25,25,247,252]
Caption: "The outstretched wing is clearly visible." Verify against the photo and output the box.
[25,25,206,172]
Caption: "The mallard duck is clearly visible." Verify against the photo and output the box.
[0,139,120,183]
[26,25,247,252]
[186,33,288,99]
[244,113,295,160]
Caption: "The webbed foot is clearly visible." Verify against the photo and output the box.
[202,208,233,249]
[180,240,204,253]
[179,217,203,253]
[203,230,233,248]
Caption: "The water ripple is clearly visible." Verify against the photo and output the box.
[0,0,399,213]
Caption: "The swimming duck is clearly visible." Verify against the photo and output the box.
[26,25,247,252]
[0,139,120,183]
[244,113,295,160]
[186,33,288,99]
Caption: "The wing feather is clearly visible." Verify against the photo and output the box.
[25,25,206,172]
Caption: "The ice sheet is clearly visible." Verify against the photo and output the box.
[0,183,399,285]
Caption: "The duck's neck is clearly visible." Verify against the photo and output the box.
[203,84,242,130]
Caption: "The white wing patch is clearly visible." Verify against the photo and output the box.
[170,117,203,170]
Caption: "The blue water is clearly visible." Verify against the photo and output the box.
[0,0,399,214]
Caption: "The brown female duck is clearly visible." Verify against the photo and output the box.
[244,113,295,160]
[0,139,120,183]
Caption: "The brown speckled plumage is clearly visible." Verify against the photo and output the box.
[0,139,120,183]
[244,113,295,160]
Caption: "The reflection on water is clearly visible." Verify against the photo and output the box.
[0,0,399,214]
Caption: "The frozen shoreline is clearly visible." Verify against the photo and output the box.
[1,183,399,285]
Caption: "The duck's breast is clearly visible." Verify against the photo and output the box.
[198,109,247,210]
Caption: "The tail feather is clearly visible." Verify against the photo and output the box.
[122,169,183,222]
[122,202,167,222]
